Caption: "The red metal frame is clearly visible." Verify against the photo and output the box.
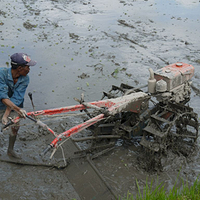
[11,92,149,153]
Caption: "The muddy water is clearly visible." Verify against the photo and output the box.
[0,0,200,199]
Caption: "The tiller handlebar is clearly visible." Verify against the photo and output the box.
[2,92,150,156]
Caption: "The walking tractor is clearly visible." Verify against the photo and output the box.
[3,62,199,165]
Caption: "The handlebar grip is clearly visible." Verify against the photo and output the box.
[25,115,37,123]
[28,92,33,100]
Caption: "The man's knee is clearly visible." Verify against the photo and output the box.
[11,125,20,136]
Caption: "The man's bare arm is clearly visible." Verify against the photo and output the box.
[1,98,26,118]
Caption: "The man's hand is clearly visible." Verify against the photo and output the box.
[2,108,11,125]
[18,109,27,118]
[2,114,8,125]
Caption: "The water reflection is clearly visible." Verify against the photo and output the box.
[175,0,200,8]
[155,0,200,20]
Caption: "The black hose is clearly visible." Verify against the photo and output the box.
[1,120,14,131]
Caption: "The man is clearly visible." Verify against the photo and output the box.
[0,53,37,158]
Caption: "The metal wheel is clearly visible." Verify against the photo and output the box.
[175,112,199,143]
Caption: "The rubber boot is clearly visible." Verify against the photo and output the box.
[7,135,21,159]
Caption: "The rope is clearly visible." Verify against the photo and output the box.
[50,137,71,164]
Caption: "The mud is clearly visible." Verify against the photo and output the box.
[0,0,200,199]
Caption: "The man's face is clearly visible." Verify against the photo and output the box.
[19,65,30,76]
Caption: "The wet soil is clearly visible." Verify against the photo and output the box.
[0,0,200,199]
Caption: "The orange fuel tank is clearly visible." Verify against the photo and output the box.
[154,62,194,91]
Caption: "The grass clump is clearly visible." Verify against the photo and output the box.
[119,177,200,200]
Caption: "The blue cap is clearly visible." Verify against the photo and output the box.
[10,53,37,66]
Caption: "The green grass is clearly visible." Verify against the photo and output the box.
[119,177,200,200]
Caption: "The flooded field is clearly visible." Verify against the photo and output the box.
[0,0,200,199]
